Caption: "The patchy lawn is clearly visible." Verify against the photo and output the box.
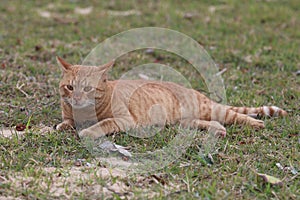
[0,0,299,199]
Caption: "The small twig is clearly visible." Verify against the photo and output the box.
[215,68,227,76]
[182,176,190,193]
[223,139,229,153]
[0,102,18,108]
[13,53,19,65]
[46,101,57,106]
[288,174,298,182]
[15,82,33,98]
[271,191,280,200]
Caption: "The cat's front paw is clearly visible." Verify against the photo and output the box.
[56,121,74,131]
[78,128,105,140]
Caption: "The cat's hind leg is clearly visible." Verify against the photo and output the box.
[179,118,227,137]
[222,109,265,129]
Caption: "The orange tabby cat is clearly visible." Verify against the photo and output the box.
[56,57,287,139]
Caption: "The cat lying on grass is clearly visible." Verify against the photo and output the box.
[55,57,287,139]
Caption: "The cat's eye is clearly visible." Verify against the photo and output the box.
[83,86,93,92]
[66,85,73,91]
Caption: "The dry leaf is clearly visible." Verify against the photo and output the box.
[208,5,229,14]
[74,7,93,15]
[243,55,253,63]
[139,73,150,80]
[53,16,78,24]
[183,12,197,20]
[263,46,272,51]
[99,141,132,157]
[114,144,132,157]
[107,10,141,16]
[15,124,27,131]
[0,128,25,138]
[208,6,217,13]
[37,10,51,18]
[256,172,283,186]
[107,182,128,194]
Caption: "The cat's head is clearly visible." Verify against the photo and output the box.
[56,56,114,109]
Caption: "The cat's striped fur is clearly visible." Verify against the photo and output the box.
[56,57,287,139]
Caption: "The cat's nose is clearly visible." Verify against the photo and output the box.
[73,92,82,102]
[73,95,81,101]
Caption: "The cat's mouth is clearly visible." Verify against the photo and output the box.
[62,97,95,109]
[70,100,95,109]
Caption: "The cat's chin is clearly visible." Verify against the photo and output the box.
[71,104,93,109]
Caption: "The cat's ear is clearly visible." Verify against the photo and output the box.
[98,60,115,72]
[56,56,72,71]
[98,60,115,82]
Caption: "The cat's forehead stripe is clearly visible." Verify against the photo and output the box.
[69,77,90,88]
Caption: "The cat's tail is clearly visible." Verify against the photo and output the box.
[226,105,287,118]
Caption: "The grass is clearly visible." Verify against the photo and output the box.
[0,0,299,199]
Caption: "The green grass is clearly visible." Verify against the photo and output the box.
[0,0,299,199]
